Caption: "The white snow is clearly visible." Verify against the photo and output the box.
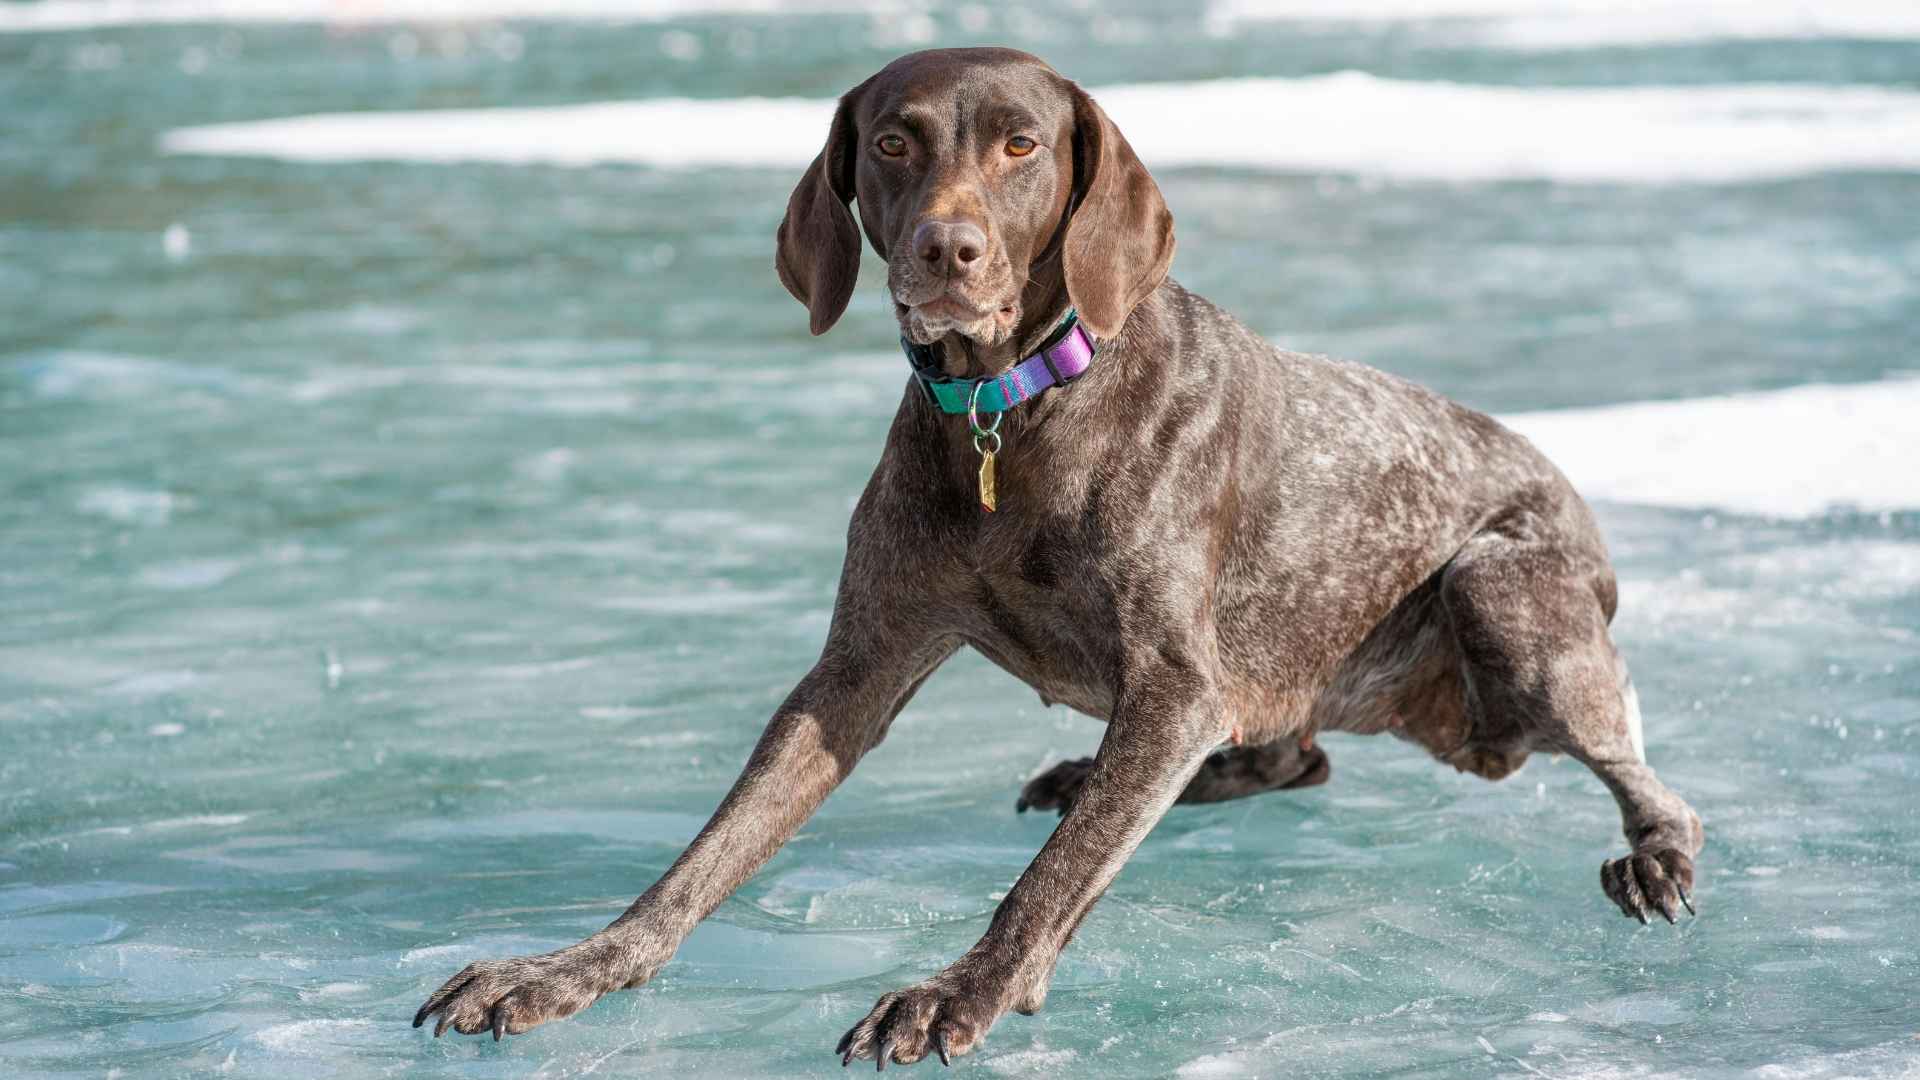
[1204,0,1920,48]
[1499,377,1920,518]
[161,75,1920,184]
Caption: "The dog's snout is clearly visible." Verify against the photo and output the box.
[912,219,988,278]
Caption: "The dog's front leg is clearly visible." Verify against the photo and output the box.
[837,661,1222,1067]
[413,611,954,1040]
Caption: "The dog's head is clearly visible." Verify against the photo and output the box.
[775,48,1174,349]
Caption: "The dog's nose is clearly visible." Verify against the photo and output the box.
[912,219,987,278]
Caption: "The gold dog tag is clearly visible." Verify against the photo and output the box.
[978,450,997,513]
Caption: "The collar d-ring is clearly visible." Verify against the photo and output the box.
[967,379,1004,441]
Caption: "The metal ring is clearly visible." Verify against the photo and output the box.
[966,380,1004,440]
[972,429,1002,456]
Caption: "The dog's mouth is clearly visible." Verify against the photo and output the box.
[896,293,1019,347]
[915,296,992,322]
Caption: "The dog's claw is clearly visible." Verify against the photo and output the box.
[414,950,615,1041]
[414,968,474,1032]
[839,981,993,1068]
[1602,847,1697,927]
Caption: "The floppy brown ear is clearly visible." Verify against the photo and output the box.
[1062,84,1175,340]
[775,87,865,336]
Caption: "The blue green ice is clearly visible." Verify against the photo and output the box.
[4,2,1919,1077]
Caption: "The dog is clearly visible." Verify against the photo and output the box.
[414,47,1705,1067]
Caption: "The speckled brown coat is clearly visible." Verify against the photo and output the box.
[415,48,1704,1068]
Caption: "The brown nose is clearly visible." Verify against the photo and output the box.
[912,219,987,279]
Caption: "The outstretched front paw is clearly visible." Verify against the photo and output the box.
[1601,848,1696,925]
[836,978,1002,1068]
[1016,756,1093,816]
[412,946,623,1040]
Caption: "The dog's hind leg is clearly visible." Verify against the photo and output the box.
[1018,737,1328,815]
[1440,504,1704,925]
[1575,653,1704,923]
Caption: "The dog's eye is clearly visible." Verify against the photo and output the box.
[876,135,907,157]
[1006,136,1037,157]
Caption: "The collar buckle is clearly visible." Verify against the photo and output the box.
[902,338,944,406]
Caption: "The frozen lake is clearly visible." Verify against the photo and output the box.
[3,2,1918,1076]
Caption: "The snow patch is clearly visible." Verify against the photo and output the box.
[1500,377,1920,518]
[162,75,1920,184]
[1205,0,1920,49]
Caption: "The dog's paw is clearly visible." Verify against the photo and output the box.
[1277,742,1333,790]
[1600,847,1696,925]
[836,977,1002,1068]
[1015,756,1094,816]
[412,947,622,1040]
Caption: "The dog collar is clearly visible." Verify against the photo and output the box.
[901,310,1095,415]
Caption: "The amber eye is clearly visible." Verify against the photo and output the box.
[877,134,907,157]
[1006,135,1037,157]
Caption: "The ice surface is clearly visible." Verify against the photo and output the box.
[163,76,1920,183]
[0,0,896,33]
[5,7,1920,1079]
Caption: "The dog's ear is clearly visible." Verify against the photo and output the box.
[1062,84,1175,341]
[775,85,866,336]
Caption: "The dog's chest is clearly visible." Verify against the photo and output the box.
[960,544,1120,720]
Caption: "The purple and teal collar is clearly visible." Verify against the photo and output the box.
[902,310,1095,415]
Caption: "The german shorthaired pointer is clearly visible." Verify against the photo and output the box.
[415,47,1704,1067]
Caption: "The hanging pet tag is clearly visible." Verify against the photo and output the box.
[967,381,1005,514]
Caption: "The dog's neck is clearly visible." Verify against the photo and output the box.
[934,278,1074,380]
